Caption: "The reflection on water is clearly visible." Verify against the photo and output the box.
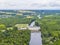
[29,32,42,45]
[29,21,35,27]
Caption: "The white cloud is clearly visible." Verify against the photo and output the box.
[0,0,60,9]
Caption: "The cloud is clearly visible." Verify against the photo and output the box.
[0,0,60,9]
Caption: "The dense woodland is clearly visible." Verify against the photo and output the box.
[0,30,31,45]
[0,16,33,27]
[37,16,60,45]
[0,10,60,45]
[0,16,32,45]
[0,15,60,45]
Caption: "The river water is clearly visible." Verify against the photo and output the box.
[29,32,42,45]
[29,21,42,45]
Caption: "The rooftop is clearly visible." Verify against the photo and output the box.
[15,24,28,28]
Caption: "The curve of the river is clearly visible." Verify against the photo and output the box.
[29,20,42,45]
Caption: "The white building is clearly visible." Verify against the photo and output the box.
[28,26,40,31]
[15,24,28,30]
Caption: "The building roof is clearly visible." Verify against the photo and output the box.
[15,24,28,28]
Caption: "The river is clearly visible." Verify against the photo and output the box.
[29,21,42,45]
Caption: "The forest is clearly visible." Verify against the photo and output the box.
[0,15,32,45]
[0,10,60,45]
[37,16,60,45]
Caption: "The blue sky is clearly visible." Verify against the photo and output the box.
[0,0,60,10]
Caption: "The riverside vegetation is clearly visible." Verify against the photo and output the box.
[36,15,60,45]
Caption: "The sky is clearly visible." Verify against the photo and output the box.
[0,0,60,10]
